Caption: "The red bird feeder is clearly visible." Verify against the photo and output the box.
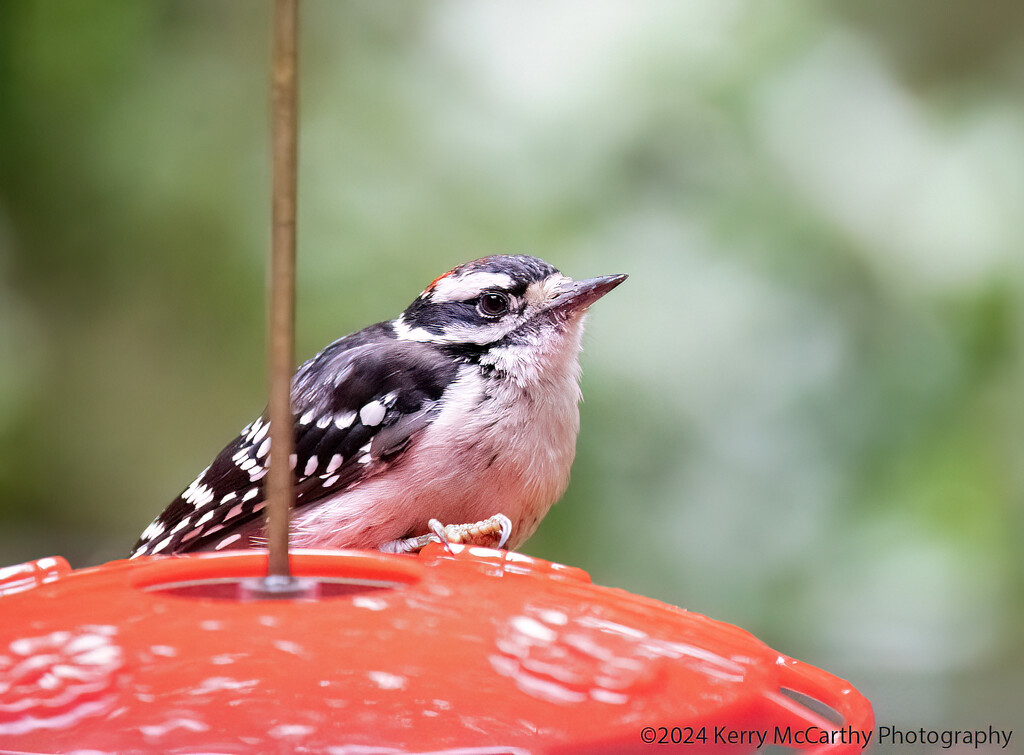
[0,546,873,753]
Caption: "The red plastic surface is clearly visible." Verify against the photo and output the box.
[0,556,71,598]
[0,547,873,753]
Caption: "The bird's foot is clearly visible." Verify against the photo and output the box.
[430,514,513,550]
[381,514,513,554]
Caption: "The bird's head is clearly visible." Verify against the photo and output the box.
[394,255,626,384]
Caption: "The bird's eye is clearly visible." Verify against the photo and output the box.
[477,292,509,318]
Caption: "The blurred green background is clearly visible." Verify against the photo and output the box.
[1,0,1021,743]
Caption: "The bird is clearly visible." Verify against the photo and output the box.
[130,254,626,558]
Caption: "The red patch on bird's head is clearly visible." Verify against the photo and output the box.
[424,267,459,293]
[421,256,504,295]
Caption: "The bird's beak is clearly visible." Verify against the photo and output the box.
[548,273,628,315]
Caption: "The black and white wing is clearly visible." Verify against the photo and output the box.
[130,322,459,557]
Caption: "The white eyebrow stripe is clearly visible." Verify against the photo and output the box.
[429,272,515,302]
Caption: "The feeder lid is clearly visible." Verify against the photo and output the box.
[0,546,872,753]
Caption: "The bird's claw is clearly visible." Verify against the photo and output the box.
[428,518,455,554]
[431,514,512,550]
[382,513,513,554]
